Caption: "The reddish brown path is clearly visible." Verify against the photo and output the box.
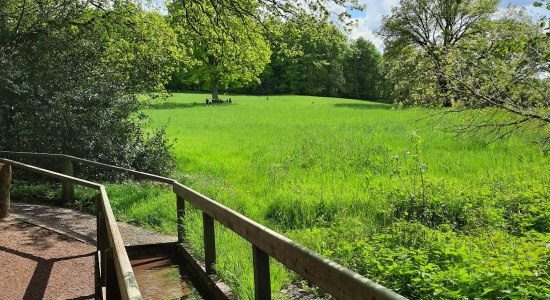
[0,218,96,300]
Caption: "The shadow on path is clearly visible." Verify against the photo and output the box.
[0,245,94,300]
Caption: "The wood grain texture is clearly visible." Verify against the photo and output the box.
[99,187,143,300]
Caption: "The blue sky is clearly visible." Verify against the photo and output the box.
[349,0,550,51]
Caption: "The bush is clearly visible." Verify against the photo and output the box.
[0,1,180,177]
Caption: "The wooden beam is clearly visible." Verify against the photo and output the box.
[61,157,75,203]
[99,187,142,300]
[0,163,11,218]
[203,212,216,275]
[0,151,173,184]
[177,195,185,243]
[0,158,101,189]
[253,245,271,300]
[68,155,174,184]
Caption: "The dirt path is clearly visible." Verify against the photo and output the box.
[11,202,177,246]
[0,218,96,300]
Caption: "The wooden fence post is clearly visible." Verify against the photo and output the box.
[253,245,271,300]
[203,212,216,275]
[177,195,185,243]
[61,158,74,203]
[0,163,11,218]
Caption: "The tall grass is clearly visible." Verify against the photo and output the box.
[103,93,549,298]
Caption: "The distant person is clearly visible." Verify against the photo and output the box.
[228,98,232,104]
[205,98,209,106]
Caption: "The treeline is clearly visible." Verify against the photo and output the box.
[167,16,387,102]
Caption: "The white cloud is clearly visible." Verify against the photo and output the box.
[348,0,400,52]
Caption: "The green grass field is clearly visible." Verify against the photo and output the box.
[106,93,549,299]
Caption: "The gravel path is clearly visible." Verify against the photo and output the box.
[11,202,177,246]
[0,218,96,300]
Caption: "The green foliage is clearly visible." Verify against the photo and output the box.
[140,94,549,298]
[381,0,499,106]
[0,0,179,176]
[342,38,385,101]
[300,219,550,299]
[443,12,550,143]
[167,0,271,99]
[258,16,348,97]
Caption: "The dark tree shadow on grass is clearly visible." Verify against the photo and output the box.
[333,102,392,110]
[150,102,236,110]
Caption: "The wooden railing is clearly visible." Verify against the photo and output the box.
[0,157,141,300]
[0,151,407,300]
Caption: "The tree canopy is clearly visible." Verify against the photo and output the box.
[381,2,550,144]
[0,0,181,174]
[168,0,271,100]
[343,38,384,100]
[381,0,499,106]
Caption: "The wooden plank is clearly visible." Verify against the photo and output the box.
[0,158,102,189]
[99,187,142,300]
[61,157,75,203]
[177,195,185,243]
[68,155,174,184]
[173,183,406,300]
[0,151,172,184]
[252,245,271,300]
[0,163,11,218]
[97,194,108,288]
[203,212,216,275]
[0,151,62,160]
[106,248,121,299]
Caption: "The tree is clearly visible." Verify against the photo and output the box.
[255,15,348,97]
[0,0,181,175]
[380,0,499,106]
[443,9,550,144]
[342,38,384,100]
[168,0,271,100]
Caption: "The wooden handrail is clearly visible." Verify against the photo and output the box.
[0,157,142,300]
[99,187,141,300]
[1,151,407,300]
[174,183,405,300]
[0,151,174,184]
[0,158,102,189]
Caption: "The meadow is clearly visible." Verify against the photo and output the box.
[73,93,550,298]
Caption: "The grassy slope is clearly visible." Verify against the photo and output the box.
[107,93,548,298]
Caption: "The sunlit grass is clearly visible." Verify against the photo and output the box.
[103,93,548,298]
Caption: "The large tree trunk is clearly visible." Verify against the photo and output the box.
[211,77,219,100]
[0,163,11,218]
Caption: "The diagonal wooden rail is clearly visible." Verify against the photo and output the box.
[0,157,141,300]
[0,151,407,300]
